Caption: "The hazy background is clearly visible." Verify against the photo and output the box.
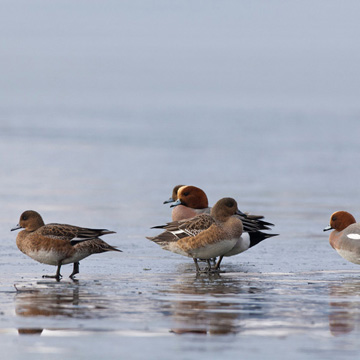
[1,0,360,220]
[2,0,360,112]
[1,1,360,359]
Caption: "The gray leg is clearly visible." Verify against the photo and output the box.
[43,264,62,281]
[214,256,224,270]
[69,262,80,279]
[193,258,201,273]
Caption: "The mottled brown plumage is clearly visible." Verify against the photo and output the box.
[149,214,215,244]
[148,198,244,272]
[12,210,121,281]
[164,185,273,229]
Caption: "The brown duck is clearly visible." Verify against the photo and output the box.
[11,210,121,281]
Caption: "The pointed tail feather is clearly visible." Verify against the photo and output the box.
[248,232,279,248]
[150,224,167,230]
[146,229,181,247]
[240,215,275,232]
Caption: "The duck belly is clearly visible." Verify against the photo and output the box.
[26,249,65,266]
[336,248,360,265]
[26,249,89,265]
[190,239,237,259]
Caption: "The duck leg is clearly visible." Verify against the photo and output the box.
[69,262,80,279]
[43,264,62,281]
[193,258,201,273]
[214,256,224,270]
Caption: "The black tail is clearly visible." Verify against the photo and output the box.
[249,232,278,248]
[239,211,275,232]
[150,224,167,230]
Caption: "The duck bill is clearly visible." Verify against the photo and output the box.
[323,225,333,232]
[163,198,175,204]
[236,209,247,217]
[11,224,22,232]
[170,199,182,208]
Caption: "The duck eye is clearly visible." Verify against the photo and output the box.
[22,215,28,221]
[332,216,337,221]
[226,200,234,208]
[183,192,189,196]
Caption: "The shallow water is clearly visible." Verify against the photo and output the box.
[3,269,360,360]
[1,1,360,359]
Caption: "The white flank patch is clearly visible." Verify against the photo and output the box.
[347,233,360,240]
[224,234,251,257]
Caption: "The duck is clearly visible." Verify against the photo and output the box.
[324,211,360,265]
[11,210,121,281]
[164,185,210,221]
[148,197,270,272]
[159,185,277,269]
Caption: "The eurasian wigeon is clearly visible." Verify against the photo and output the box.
[148,197,252,273]
[164,185,210,221]
[214,229,277,269]
[159,185,277,269]
[11,210,121,281]
[324,211,360,265]
[164,185,274,230]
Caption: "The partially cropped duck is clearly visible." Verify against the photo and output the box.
[11,210,121,281]
[149,197,277,272]
[164,185,210,221]
[163,185,185,204]
[324,211,360,265]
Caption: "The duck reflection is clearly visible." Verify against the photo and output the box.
[161,271,264,335]
[329,280,360,336]
[15,282,108,335]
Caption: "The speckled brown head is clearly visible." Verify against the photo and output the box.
[175,185,209,209]
[12,210,45,232]
[211,197,243,221]
[325,211,356,232]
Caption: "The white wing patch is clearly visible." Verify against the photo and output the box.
[347,233,360,240]
[171,228,202,237]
